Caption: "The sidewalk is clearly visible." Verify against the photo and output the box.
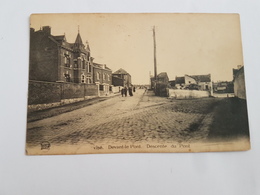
[27,94,120,122]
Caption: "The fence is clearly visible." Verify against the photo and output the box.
[28,80,98,111]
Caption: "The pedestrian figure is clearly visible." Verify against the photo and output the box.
[121,87,125,97]
[124,86,128,97]
[129,86,133,96]
[133,86,136,92]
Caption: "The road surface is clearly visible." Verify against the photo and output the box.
[26,89,216,148]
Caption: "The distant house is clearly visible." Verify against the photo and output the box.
[112,68,132,87]
[213,81,234,93]
[169,80,176,88]
[112,76,124,87]
[185,74,211,90]
[233,66,246,99]
[175,76,185,88]
[175,74,212,91]
[93,63,112,96]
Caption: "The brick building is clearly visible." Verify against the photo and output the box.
[93,63,112,96]
[29,26,94,84]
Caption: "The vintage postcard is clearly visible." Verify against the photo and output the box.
[26,13,250,155]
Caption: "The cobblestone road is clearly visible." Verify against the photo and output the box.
[27,89,218,148]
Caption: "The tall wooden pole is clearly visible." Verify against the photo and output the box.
[153,26,157,82]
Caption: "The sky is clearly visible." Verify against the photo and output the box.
[30,13,244,84]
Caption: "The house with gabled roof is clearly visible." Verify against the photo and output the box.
[174,74,212,91]
[112,68,132,87]
[29,26,94,84]
[184,74,211,91]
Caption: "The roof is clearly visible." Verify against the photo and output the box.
[52,35,66,42]
[112,75,124,80]
[175,76,185,84]
[113,68,129,75]
[74,33,83,45]
[93,63,112,71]
[190,74,211,82]
[187,74,211,82]
[33,26,89,53]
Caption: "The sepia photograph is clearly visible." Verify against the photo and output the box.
[26,13,250,155]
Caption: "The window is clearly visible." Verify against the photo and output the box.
[82,55,85,69]
[108,75,110,81]
[97,72,100,80]
[89,64,92,72]
[64,71,71,82]
[81,74,85,83]
[64,52,71,67]
[82,60,85,69]
[99,85,104,91]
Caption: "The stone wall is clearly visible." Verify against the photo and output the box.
[28,80,98,111]
[168,89,210,99]
[63,83,85,99]
[85,84,99,96]
[28,81,62,105]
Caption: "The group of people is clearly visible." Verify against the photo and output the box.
[121,86,136,97]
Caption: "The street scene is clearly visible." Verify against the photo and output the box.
[26,13,250,154]
[27,88,249,147]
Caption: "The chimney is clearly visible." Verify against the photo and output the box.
[42,26,51,35]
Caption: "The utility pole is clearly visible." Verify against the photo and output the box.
[153,26,157,82]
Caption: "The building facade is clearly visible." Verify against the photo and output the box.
[233,66,246,99]
[93,63,112,96]
[112,68,132,87]
[29,26,94,84]
[175,74,212,91]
